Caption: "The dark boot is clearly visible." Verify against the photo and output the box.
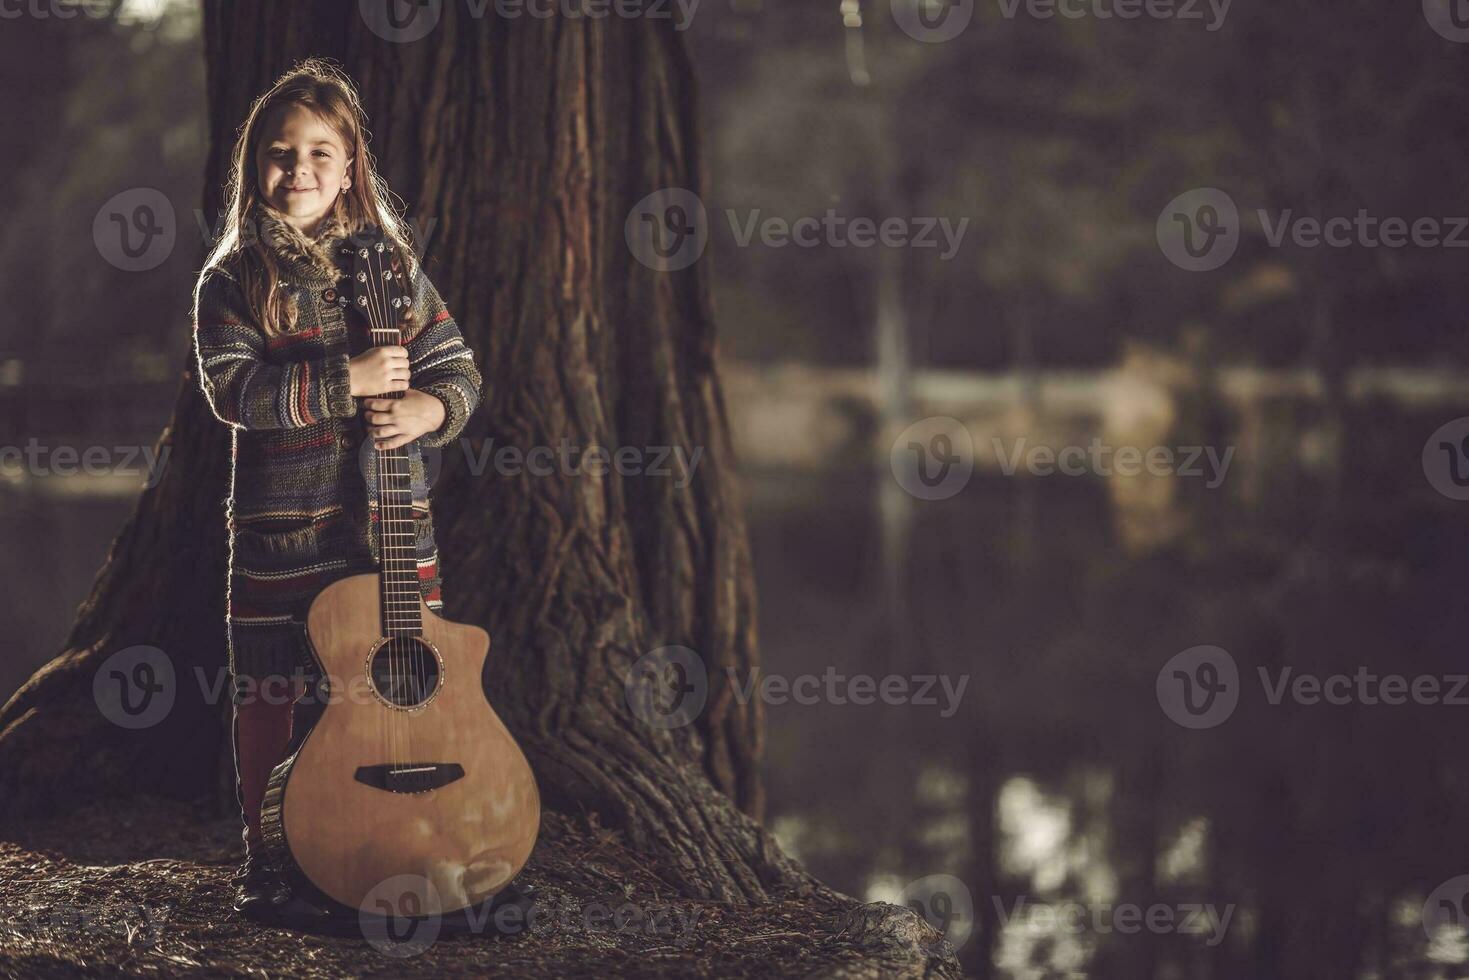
[231,852,288,919]
[230,674,299,922]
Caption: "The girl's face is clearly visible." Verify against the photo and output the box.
[254,104,353,235]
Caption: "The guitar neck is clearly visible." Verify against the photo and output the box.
[370,325,421,638]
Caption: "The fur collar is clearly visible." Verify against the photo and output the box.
[255,203,349,284]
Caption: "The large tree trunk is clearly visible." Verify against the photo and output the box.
[0,4,788,904]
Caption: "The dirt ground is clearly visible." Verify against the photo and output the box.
[0,796,961,978]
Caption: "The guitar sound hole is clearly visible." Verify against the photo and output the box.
[368,637,441,708]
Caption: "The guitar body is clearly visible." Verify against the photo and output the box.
[260,573,540,917]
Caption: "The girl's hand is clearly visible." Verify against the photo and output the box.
[362,390,446,450]
[348,346,410,397]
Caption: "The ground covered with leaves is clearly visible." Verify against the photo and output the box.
[0,797,960,978]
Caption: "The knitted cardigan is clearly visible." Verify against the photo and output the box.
[192,204,483,679]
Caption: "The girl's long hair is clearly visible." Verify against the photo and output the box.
[195,58,417,336]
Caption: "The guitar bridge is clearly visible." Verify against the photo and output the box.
[354,763,465,793]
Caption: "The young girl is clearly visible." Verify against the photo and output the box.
[191,59,483,920]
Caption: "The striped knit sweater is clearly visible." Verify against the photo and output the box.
[192,204,483,679]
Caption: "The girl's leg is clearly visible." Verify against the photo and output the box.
[232,671,304,853]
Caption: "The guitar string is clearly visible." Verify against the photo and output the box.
[360,240,405,770]
[359,243,397,770]
[365,239,423,768]
[390,247,429,729]
[372,242,411,768]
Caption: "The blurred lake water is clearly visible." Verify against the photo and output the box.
[6,366,1468,978]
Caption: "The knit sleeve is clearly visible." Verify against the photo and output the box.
[192,264,356,430]
[404,262,483,449]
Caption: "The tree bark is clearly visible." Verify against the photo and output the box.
[0,4,791,904]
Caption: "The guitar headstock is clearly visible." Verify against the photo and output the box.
[339,226,413,340]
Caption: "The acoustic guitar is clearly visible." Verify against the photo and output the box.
[260,228,539,921]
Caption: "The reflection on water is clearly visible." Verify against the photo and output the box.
[7,392,1469,978]
[0,482,137,707]
[747,402,1469,979]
